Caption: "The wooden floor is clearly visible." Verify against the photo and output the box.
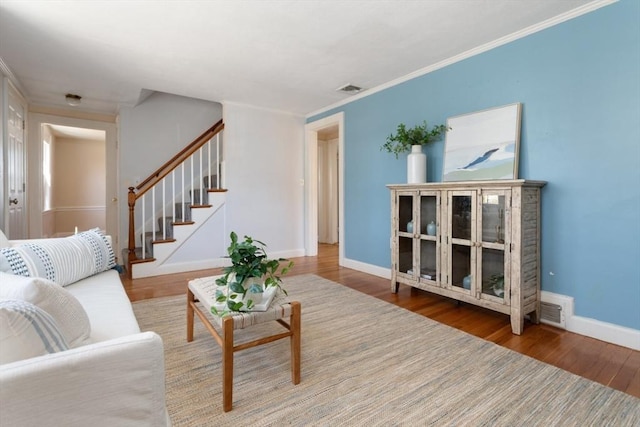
[122,244,640,399]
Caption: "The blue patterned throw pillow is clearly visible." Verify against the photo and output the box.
[0,228,116,287]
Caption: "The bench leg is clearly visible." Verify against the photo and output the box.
[186,289,195,342]
[222,316,234,412]
[290,301,301,385]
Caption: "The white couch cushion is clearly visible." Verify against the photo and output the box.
[0,273,91,348]
[0,299,69,364]
[0,228,116,287]
[65,269,141,343]
[0,229,9,248]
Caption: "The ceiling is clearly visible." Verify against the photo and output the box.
[0,0,597,116]
[47,124,105,141]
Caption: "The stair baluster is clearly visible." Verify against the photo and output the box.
[126,119,225,276]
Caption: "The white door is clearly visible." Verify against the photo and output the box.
[7,86,27,239]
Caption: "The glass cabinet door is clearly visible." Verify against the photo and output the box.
[417,192,439,283]
[396,193,416,278]
[447,191,476,293]
[477,191,510,302]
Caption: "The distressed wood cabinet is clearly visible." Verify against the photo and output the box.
[388,180,546,334]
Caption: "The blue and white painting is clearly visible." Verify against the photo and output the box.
[443,103,521,181]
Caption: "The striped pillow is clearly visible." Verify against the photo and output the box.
[0,299,69,364]
[0,273,91,348]
[0,228,116,287]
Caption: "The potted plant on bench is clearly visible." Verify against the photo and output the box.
[212,231,294,315]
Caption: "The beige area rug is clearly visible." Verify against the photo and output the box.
[133,274,639,426]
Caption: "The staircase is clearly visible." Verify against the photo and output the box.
[126,119,229,278]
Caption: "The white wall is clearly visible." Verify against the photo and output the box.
[222,102,305,257]
[118,92,222,255]
[53,136,106,235]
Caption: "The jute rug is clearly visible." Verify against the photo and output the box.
[133,274,640,426]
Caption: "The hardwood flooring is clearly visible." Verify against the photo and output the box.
[122,244,640,398]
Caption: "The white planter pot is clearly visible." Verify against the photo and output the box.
[407,145,427,183]
[227,275,264,306]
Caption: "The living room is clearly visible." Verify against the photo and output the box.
[0,0,638,425]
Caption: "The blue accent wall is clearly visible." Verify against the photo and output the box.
[308,0,640,330]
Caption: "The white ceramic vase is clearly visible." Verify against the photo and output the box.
[407,145,427,183]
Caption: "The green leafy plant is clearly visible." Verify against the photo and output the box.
[381,120,449,159]
[211,231,293,316]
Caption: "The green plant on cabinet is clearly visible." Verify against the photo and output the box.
[381,120,449,159]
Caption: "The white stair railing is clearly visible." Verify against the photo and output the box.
[127,120,224,266]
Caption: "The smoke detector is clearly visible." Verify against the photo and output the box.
[336,84,363,94]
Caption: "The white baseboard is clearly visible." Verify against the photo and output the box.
[567,314,640,351]
[342,258,640,351]
[341,257,390,279]
[132,257,231,279]
[271,248,306,260]
[131,248,307,279]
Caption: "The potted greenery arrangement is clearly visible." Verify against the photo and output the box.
[381,120,449,184]
[381,120,449,159]
[212,231,294,315]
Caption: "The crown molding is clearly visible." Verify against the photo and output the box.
[0,56,29,101]
[306,0,617,119]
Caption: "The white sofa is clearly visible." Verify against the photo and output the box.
[0,231,170,427]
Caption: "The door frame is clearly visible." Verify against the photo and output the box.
[27,113,118,243]
[304,112,344,264]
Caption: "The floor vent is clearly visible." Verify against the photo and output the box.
[540,291,572,329]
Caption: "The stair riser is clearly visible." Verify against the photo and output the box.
[134,191,227,272]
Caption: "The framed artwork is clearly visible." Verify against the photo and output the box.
[443,103,522,182]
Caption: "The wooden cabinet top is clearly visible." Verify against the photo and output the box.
[387,179,546,191]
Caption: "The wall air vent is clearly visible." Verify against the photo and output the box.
[541,302,562,326]
[336,84,363,94]
[540,291,573,329]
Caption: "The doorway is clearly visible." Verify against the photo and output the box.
[304,112,344,264]
[28,113,118,243]
[317,125,339,245]
[41,124,106,237]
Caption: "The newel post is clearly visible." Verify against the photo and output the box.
[127,187,137,267]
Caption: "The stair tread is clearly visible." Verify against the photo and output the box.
[130,257,156,265]
[151,238,176,244]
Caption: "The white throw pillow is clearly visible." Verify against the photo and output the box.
[0,229,9,248]
[0,228,116,287]
[0,299,69,364]
[0,273,91,348]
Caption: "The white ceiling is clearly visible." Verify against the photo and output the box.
[47,124,105,141]
[0,0,598,116]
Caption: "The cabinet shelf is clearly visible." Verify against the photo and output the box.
[388,179,545,335]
